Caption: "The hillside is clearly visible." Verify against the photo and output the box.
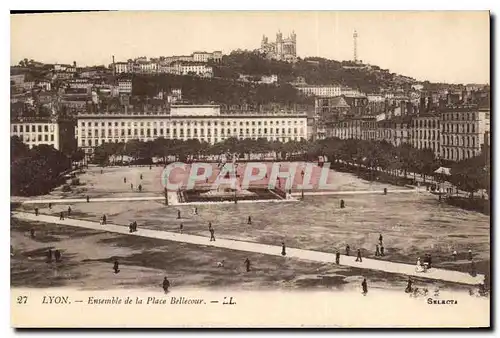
[211,51,417,94]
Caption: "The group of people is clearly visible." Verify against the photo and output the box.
[46,248,62,263]
[129,221,138,233]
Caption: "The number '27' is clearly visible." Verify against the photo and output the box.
[16,296,27,304]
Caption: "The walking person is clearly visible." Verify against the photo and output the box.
[48,202,52,209]
[375,244,380,257]
[405,278,413,293]
[345,244,350,256]
[113,260,120,274]
[46,249,52,263]
[361,278,368,295]
[468,249,473,261]
[140,174,143,180]
[209,227,216,242]
[379,234,383,246]
[59,212,64,220]
[54,250,61,263]
[281,242,286,256]
[67,206,72,216]
[162,277,170,293]
[193,207,198,215]
[177,210,181,219]
[340,199,345,209]
[86,195,90,203]
[131,183,134,190]
[138,184,142,192]
[355,249,363,262]
[179,223,183,234]
[380,244,385,256]
[102,214,107,225]
[129,222,134,233]
[247,216,252,225]
[124,177,127,183]
[34,207,39,216]
[335,251,340,265]
[244,258,251,272]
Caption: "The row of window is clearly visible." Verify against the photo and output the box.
[81,136,303,147]
[17,134,55,142]
[442,112,478,121]
[442,123,476,134]
[443,147,478,161]
[12,125,55,133]
[443,135,478,148]
[79,120,305,127]
[80,127,305,138]
[412,120,440,129]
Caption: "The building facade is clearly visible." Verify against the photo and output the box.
[295,85,342,97]
[11,120,61,150]
[440,106,490,162]
[410,114,441,158]
[75,105,308,154]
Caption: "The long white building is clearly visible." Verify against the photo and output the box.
[11,120,61,150]
[76,105,308,154]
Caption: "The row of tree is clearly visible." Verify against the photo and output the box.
[92,136,489,197]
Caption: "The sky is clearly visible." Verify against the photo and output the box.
[10,11,490,84]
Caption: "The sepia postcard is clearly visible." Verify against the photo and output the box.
[10,10,491,328]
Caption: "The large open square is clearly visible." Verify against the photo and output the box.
[12,163,490,292]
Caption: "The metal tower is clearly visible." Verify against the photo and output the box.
[353,30,358,63]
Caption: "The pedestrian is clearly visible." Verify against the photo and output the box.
[361,278,368,295]
[244,258,251,272]
[124,177,127,183]
[210,228,215,241]
[335,251,340,265]
[113,260,120,274]
[101,169,103,174]
[54,250,61,262]
[131,183,134,190]
[86,195,90,203]
[29,228,35,238]
[346,244,350,256]
[35,207,39,216]
[375,244,380,257]
[129,222,134,233]
[193,207,198,215]
[470,260,476,276]
[46,249,52,263]
[281,242,286,256]
[162,277,170,293]
[468,249,473,261]
[138,184,142,192]
[208,222,212,231]
[67,206,72,216]
[149,165,152,170]
[452,250,457,261]
[248,216,252,225]
[405,278,413,293]
[356,249,363,262]
[379,234,383,245]
[48,202,52,209]
[177,210,181,219]
[140,174,143,180]
[102,214,107,225]
[179,223,183,234]
[380,244,385,256]
[59,212,64,220]
[383,188,387,195]
[340,199,345,209]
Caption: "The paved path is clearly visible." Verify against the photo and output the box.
[12,211,484,286]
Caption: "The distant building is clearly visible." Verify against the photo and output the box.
[118,79,132,94]
[192,51,223,63]
[440,105,490,162]
[295,85,342,97]
[260,31,297,62]
[10,118,74,151]
[10,74,25,86]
